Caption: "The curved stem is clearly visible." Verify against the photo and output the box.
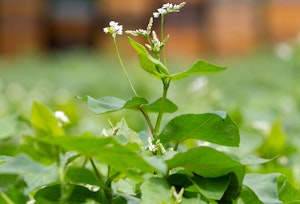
[139,106,155,136]
[113,37,138,96]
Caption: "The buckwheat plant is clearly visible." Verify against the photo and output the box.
[78,2,300,203]
[3,2,299,204]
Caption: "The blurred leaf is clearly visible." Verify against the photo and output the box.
[0,115,18,140]
[0,174,29,204]
[278,175,300,203]
[0,154,58,194]
[170,60,226,81]
[143,98,178,113]
[240,155,274,166]
[128,37,169,77]
[80,96,148,114]
[243,173,282,204]
[158,112,240,147]
[17,136,57,165]
[140,177,170,204]
[65,167,103,187]
[166,146,245,188]
[31,102,64,136]
[36,135,155,179]
[34,183,100,203]
[80,96,126,114]
[257,119,289,159]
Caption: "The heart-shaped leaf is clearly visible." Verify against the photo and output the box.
[143,98,178,113]
[158,112,239,147]
[79,96,148,114]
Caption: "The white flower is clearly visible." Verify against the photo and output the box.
[54,111,70,127]
[147,136,156,152]
[153,2,186,18]
[147,136,166,154]
[103,21,123,38]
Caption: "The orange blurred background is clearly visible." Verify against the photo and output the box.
[1,0,300,58]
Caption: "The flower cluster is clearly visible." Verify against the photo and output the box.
[125,17,153,38]
[103,21,123,38]
[153,2,186,18]
[148,136,166,154]
[146,31,166,53]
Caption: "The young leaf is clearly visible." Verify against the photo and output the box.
[158,112,239,147]
[128,37,169,78]
[79,96,148,114]
[166,146,245,187]
[143,98,178,113]
[36,135,156,179]
[170,60,227,81]
[31,102,64,136]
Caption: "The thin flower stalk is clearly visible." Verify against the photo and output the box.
[104,21,138,96]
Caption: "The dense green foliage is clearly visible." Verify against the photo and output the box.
[1,2,300,203]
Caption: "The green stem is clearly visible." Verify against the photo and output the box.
[90,159,112,203]
[0,192,14,204]
[139,106,155,135]
[56,147,68,204]
[113,37,138,96]
[154,79,170,136]
[161,16,167,66]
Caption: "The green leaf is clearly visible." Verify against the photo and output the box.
[34,183,100,203]
[124,96,149,109]
[79,96,148,114]
[166,146,244,187]
[0,154,58,194]
[36,135,155,179]
[243,173,282,204]
[143,98,178,113]
[258,119,287,158]
[240,155,274,165]
[79,95,126,114]
[31,101,64,136]
[158,112,240,147]
[65,167,103,187]
[170,60,226,80]
[237,185,264,204]
[190,175,230,200]
[0,174,29,204]
[278,176,300,203]
[0,115,18,140]
[140,177,170,204]
[128,37,169,78]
